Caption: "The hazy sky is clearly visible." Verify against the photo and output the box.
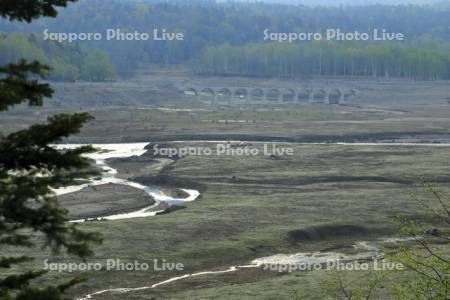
[222,0,446,5]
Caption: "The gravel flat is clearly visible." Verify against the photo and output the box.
[58,184,154,220]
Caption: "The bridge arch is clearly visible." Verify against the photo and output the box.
[234,88,248,101]
[342,89,357,103]
[200,88,215,97]
[266,88,281,102]
[199,88,216,109]
[312,89,327,103]
[184,88,198,96]
[328,89,342,104]
[216,88,232,103]
[282,89,296,102]
[297,88,311,102]
[250,88,265,101]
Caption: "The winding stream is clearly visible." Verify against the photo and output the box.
[55,141,450,222]
[78,237,412,300]
[52,143,199,221]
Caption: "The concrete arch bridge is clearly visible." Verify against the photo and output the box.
[181,87,358,109]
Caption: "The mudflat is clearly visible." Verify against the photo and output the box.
[58,184,154,220]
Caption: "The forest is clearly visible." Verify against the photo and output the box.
[0,32,115,81]
[1,0,450,80]
[196,42,450,80]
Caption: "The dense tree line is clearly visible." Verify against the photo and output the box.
[196,42,450,80]
[0,32,115,81]
[1,0,450,79]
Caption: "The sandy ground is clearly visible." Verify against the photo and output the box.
[58,184,154,220]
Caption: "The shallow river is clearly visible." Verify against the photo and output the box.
[52,143,199,221]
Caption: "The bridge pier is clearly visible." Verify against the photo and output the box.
[325,91,330,104]
[212,94,219,111]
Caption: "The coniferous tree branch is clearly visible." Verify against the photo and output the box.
[0,0,76,22]
[0,60,53,112]
[0,1,104,299]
